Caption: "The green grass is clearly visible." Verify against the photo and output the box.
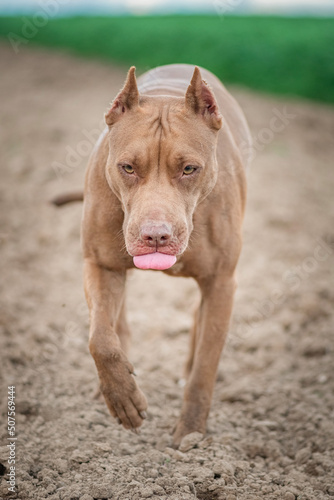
[1,15,334,103]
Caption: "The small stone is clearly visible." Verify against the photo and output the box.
[164,447,175,457]
[253,420,278,431]
[149,468,159,478]
[191,466,214,483]
[249,482,260,490]
[128,480,140,489]
[234,460,250,471]
[93,442,112,453]
[70,450,90,463]
[0,446,8,463]
[208,483,222,491]
[140,486,154,498]
[213,460,235,476]
[283,492,295,500]
[175,475,189,487]
[89,484,114,497]
[179,432,204,452]
[220,383,252,403]
[173,450,186,461]
[156,433,172,451]
[53,458,67,474]
[119,442,134,455]
[46,483,57,494]
[80,495,93,500]
[295,447,311,465]
[153,485,165,494]
[60,486,82,499]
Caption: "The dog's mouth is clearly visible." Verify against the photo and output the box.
[133,252,177,270]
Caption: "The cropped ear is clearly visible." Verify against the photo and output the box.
[105,66,139,126]
[185,66,222,130]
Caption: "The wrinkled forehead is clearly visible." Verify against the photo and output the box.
[109,96,215,161]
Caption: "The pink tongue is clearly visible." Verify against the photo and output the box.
[133,252,177,270]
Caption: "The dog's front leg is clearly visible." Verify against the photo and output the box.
[173,274,236,447]
[84,259,147,431]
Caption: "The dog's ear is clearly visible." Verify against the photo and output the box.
[105,66,139,126]
[185,66,222,130]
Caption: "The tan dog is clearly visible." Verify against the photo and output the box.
[67,64,251,447]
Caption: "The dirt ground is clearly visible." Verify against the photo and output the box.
[0,42,334,500]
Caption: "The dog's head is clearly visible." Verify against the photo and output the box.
[105,66,222,270]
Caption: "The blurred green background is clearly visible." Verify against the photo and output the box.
[1,14,334,103]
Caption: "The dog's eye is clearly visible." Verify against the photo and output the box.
[183,165,196,175]
[123,164,134,174]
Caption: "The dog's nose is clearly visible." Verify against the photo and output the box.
[140,223,172,247]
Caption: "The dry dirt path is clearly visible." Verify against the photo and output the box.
[0,43,334,500]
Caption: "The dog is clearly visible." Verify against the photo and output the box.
[54,64,251,447]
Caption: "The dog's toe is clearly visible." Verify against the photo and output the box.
[109,386,148,431]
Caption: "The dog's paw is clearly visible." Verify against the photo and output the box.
[172,404,207,448]
[172,423,195,449]
[99,357,148,431]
